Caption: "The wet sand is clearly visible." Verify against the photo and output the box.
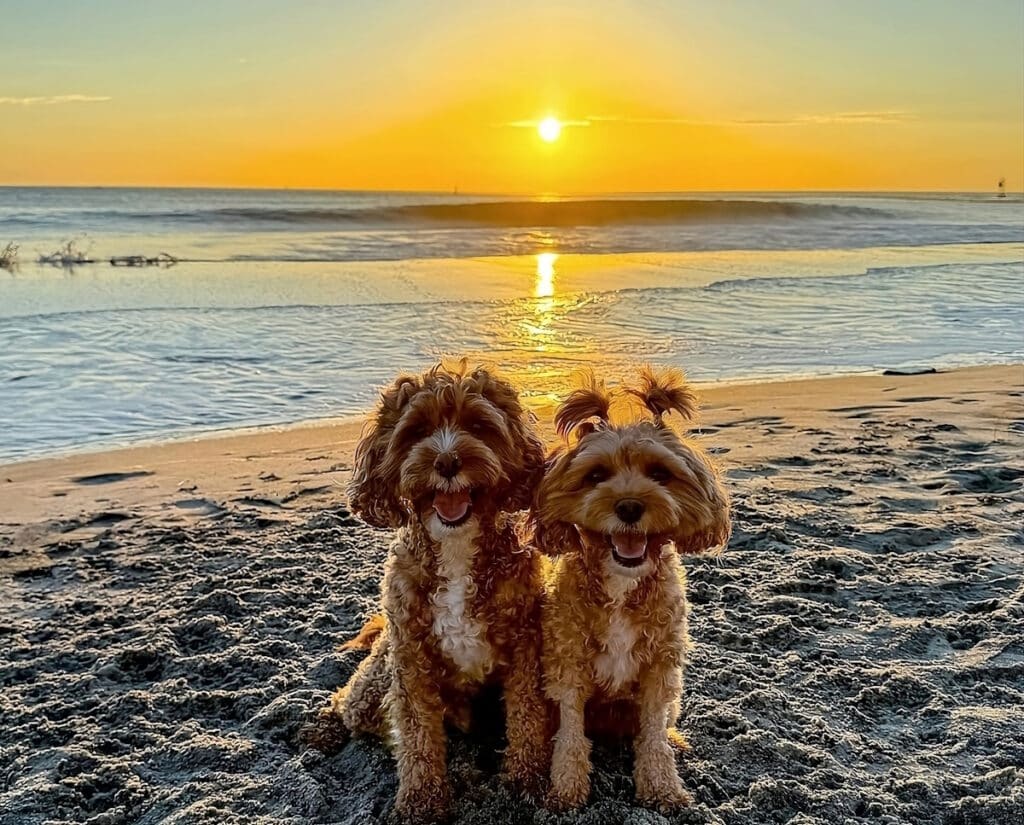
[2,365,1022,824]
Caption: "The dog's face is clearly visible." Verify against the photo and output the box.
[348,363,544,536]
[534,369,730,578]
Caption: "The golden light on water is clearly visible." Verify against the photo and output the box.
[484,250,601,403]
[535,252,557,297]
[522,252,560,351]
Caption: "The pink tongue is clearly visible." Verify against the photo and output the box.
[611,533,648,559]
[433,490,471,522]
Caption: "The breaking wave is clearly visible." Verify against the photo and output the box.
[6,198,889,230]
[162,198,890,227]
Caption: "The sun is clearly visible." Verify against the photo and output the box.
[538,116,562,142]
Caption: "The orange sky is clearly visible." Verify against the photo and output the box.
[1,1,1022,192]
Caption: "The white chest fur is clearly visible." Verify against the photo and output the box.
[593,578,641,693]
[429,523,494,681]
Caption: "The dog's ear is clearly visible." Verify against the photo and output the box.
[505,424,546,512]
[554,372,612,440]
[627,366,697,423]
[530,451,584,556]
[346,374,420,527]
[470,367,545,513]
[670,445,731,556]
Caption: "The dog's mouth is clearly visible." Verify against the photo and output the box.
[433,488,474,527]
[608,531,649,568]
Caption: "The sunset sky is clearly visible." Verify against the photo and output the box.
[2,0,1021,192]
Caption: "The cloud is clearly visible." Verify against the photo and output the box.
[505,118,591,128]
[737,111,913,125]
[583,115,705,125]
[0,94,111,106]
[506,111,912,129]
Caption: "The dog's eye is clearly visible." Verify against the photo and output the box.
[648,464,673,484]
[584,467,610,485]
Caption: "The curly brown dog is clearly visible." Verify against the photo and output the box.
[532,368,731,812]
[306,362,549,823]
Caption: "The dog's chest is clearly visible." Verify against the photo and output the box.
[593,586,641,693]
[430,527,494,681]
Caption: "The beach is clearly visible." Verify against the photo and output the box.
[2,364,1022,824]
[5,0,1024,820]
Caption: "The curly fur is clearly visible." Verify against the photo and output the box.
[534,369,730,812]
[625,366,698,422]
[554,371,613,440]
[307,362,549,823]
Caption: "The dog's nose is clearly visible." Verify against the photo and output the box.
[434,452,462,479]
[615,499,645,524]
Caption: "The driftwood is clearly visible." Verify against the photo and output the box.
[38,239,95,267]
[7,238,180,270]
[0,242,17,271]
[110,253,179,268]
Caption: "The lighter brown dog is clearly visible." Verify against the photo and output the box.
[306,362,549,823]
[533,368,731,811]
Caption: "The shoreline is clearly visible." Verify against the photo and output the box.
[3,363,1020,534]
[2,360,1022,468]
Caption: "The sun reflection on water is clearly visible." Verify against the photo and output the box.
[474,250,604,407]
[526,252,561,348]
[535,251,557,298]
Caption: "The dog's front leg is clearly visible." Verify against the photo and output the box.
[633,664,691,811]
[338,623,392,734]
[304,627,392,752]
[501,632,549,797]
[390,639,450,823]
[547,688,591,810]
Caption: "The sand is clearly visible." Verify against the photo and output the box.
[2,365,1022,825]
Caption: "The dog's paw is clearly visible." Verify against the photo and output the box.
[635,775,692,813]
[394,776,451,824]
[501,754,547,800]
[545,775,590,812]
[298,707,351,754]
[545,788,587,813]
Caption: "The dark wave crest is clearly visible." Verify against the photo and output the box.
[9,198,888,230]
[190,199,887,228]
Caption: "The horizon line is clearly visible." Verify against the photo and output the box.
[0,184,1020,196]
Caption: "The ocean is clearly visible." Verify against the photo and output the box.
[1,187,1022,461]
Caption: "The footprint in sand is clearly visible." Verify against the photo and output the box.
[281,485,333,504]
[774,455,816,468]
[232,496,284,509]
[726,465,779,480]
[829,404,897,417]
[83,511,134,528]
[944,466,1023,495]
[712,415,785,428]
[71,471,154,485]
[791,486,852,503]
[173,498,226,517]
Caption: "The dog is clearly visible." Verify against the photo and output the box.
[305,362,549,823]
[532,368,731,811]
